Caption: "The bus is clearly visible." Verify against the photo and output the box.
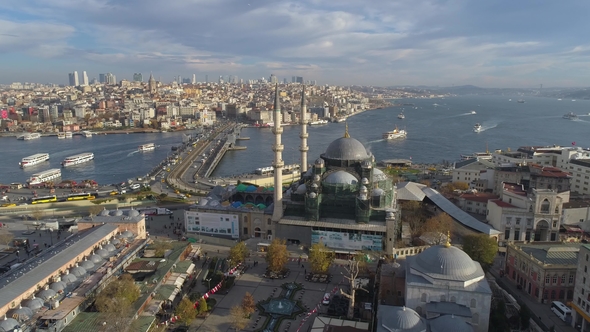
[31,195,57,204]
[551,301,572,323]
[66,193,96,201]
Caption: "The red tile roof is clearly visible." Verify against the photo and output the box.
[503,182,527,196]
[490,199,517,208]
[459,193,499,203]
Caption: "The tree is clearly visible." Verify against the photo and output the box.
[241,292,256,316]
[175,296,197,326]
[422,213,453,245]
[339,260,368,320]
[95,274,140,313]
[228,241,249,265]
[197,297,208,314]
[461,234,498,271]
[309,241,335,274]
[89,205,103,216]
[265,238,288,273]
[230,305,249,331]
[31,208,44,221]
[151,241,172,257]
[0,231,14,247]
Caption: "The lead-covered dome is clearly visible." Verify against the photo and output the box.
[379,306,426,332]
[324,171,358,185]
[429,315,473,332]
[323,137,369,161]
[413,245,480,281]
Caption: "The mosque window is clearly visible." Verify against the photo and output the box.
[470,299,477,308]
[450,296,456,303]
[244,216,248,223]
[420,293,427,302]
[440,295,446,302]
[561,275,566,284]
[541,199,550,213]
[472,313,479,325]
[267,218,271,225]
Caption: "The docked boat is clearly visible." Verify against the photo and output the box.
[83,131,93,137]
[470,111,477,114]
[17,133,41,140]
[139,143,156,152]
[398,112,405,119]
[309,119,328,126]
[382,126,407,140]
[473,123,483,133]
[27,168,61,185]
[57,132,66,139]
[20,153,50,168]
[335,117,347,123]
[517,100,525,103]
[65,132,73,138]
[460,152,493,161]
[62,152,94,167]
[563,112,578,120]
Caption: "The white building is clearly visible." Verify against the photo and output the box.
[451,159,494,190]
[405,243,491,332]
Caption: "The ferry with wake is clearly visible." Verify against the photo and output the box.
[139,143,156,152]
[17,133,41,140]
[62,152,94,167]
[398,112,405,119]
[20,153,50,168]
[382,126,407,140]
[473,123,482,133]
[28,168,62,185]
[563,112,578,120]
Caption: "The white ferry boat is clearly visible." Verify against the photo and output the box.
[62,152,94,167]
[28,168,61,185]
[309,119,329,126]
[20,153,50,168]
[473,123,482,133]
[397,112,405,119]
[57,132,66,139]
[65,132,73,138]
[470,111,477,114]
[139,143,156,152]
[563,112,578,120]
[460,152,493,161]
[82,131,92,137]
[17,133,41,140]
[382,126,407,140]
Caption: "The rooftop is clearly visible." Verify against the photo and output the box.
[459,192,499,203]
[510,242,581,266]
[278,216,387,232]
[489,199,517,208]
[503,183,527,196]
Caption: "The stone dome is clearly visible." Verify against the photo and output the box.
[309,192,317,198]
[323,137,369,161]
[122,230,134,238]
[71,266,87,277]
[372,188,384,196]
[105,243,117,252]
[127,209,140,217]
[313,175,321,182]
[373,168,388,181]
[380,306,426,332]
[61,272,77,284]
[0,317,19,331]
[111,238,121,246]
[295,184,307,194]
[198,198,209,206]
[79,259,95,270]
[324,171,358,185]
[23,296,44,310]
[413,245,479,280]
[37,288,57,301]
[96,248,110,258]
[99,209,110,216]
[315,158,325,166]
[429,315,474,332]
[89,254,103,263]
[49,280,67,292]
[362,177,369,185]
[360,185,368,193]
[9,305,34,322]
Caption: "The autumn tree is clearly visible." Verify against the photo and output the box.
[400,200,426,237]
[88,205,103,216]
[309,241,334,274]
[265,238,288,273]
[0,231,14,247]
[241,292,256,316]
[175,296,197,326]
[228,241,249,265]
[462,234,498,271]
[151,241,172,257]
[340,260,368,320]
[197,297,208,314]
[31,208,44,221]
[230,305,249,331]
[422,213,453,245]
[95,274,140,313]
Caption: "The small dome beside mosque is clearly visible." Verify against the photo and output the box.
[313,174,321,182]
[295,184,307,194]
[315,158,325,166]
[413,244,481,281]
[372,188,384,196]
[373,168,388,181]
[379,306,427,332]
[360,185,368,193]
[324,171,358,185]
[362,177,369,185]
[309,192,317,198]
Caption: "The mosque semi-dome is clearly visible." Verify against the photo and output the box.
[413,245,480,280]
[323,136,370,161]
[380,306,427,332]
[324,171,358,185]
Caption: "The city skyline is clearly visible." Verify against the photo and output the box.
[1,0,590,88]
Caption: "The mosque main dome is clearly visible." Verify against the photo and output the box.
[412,245,481,281]
[322,136,370,161]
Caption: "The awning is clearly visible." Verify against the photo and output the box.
[334,250,357,255]
[174,274,187,288]
[168,288,180,301]
[186,263,195,275]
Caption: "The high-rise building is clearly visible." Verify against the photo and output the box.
[270,74,278,84]
[218,76,224,84]
[292,76,296,83]
[68,71,79,86]
[99,74,106,84]
[133,73,143,82]
[296,76,303,84]
[82,71,89,86]
[192,74,196,84]
[178,75,182,84]
[105,73,116,85]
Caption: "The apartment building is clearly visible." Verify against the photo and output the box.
[571,244,590,331]
[452,159,495,191]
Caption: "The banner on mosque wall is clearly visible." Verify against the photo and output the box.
[185,211,239,239]
[311,230,383,251]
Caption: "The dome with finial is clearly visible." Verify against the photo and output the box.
[322,126,370,161]
[0,315,20,331]
[378,306,427,332]
[429,314,474,332]
[23,296,44,310]
[412,243,481,282]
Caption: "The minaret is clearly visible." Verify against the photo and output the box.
[299,85,309,173]
[148,72,156,95]
[272,84,284,221]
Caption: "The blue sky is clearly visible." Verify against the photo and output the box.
[1,0,589,87]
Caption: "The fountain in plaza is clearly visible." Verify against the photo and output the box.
[257,283,304,332]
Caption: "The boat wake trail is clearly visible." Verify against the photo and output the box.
[480,124,498,132]
[127,150,139,157]
[368,139,385,144]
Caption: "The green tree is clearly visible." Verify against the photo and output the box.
[88,205,104,216]
[230,305,249,331]
[519,305,531,329]
[489,299,509,332]
[241,292,256,316]
[197,297,208,314]
[309,241,335,274]
[95,274,140,313]
[151,241,172,257]
[461,234,498,271]
[175,296,197,326]
[228,241,249,265]
[265,238,289,273]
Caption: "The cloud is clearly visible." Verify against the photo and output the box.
[0,19,74,57]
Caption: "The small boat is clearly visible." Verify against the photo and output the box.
[461,152,493,161]
[83,131,92,137]
[508,99,512,101]
[397,112,405,119]
[473,123,483,133]
[62,152,94,167]
[65,131,73,138]
[557,99,562,101]
[139,143,156,152]
[20,153,50,168]
[57,132,66,139]
[572,100,576,102]
[563,112,578,120]
[382,126,407,140]
[309,119,328,126]
[17,133,41,140]
[470,111,477,115]
[517,100,525,103]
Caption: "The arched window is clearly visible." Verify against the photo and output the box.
[440,295,446,302]
[541,199,550,213]
[470,299,477,308]
[568,290,574,299]
[559,290,565,299]
[244,216,248,223]
[450,296,456,303]
[421,293,427,302]
[472,313,479,325]
[551,290,556,299]
[267,218,271,225]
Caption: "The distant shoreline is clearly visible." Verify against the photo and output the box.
[0,128,196,138]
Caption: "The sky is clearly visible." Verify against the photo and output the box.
[1,0,590,88]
